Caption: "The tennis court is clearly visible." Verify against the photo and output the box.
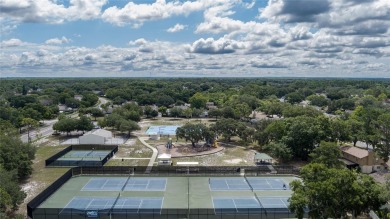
[61,197,163,214]
[145,126,181,135]
[82,177,167,191]
[247,177,290,190]
[33,175,299,218]
[124,178,167,191]
[257,197,290,212]
[209,177,289,191]
[58,150,111,160]
[209,177,251,191]
[213,197,262,214]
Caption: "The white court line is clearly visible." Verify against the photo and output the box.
[232,199,239,213]
[225,179,230,190]
[80,178,94,191]
[137,199,144,213]
[85,198,93,210]
[60,197,77,215]
[101,179,109,190]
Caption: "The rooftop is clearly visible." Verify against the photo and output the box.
[341,146,369,159]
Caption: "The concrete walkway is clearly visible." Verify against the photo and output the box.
[138,136,158,173]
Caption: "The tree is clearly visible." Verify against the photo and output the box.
[307,94,329,107]
[0,168,26,212]
[77,116,93,133]
[282,116,325,160]
[89,108,104,120]
[0,122,36,180]
[289,163,384,219]
[285,92,304,104]
[170,107,183,118]
[53,118,77,135]
[376,113,390,162]
[346,118,363,146]
[105,113,123,129]
[144,105,154,118]
[263,142,292,163]
[233,103,252,119]
[150,110,158,118]
[176,123,209,147]
[119,120,140,136]
[183,108,193,119]
[329,119,351,143]
[309,141,343,168]
[208,108,221,120]
[189,92,208,109]
[158,106,168,116]
[213,118,239,142]
[21,118,39,142]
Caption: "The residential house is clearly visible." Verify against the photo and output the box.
[340,146,387,173]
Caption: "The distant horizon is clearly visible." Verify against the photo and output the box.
[1,76,390,80]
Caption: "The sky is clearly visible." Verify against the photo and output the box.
[0,0,389,78]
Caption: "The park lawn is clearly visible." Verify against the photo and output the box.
[105,159,150,166]
[115,139,153,158]
[172,145,256,166]
[18,142,70,215]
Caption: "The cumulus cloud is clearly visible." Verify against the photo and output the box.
[101,0,233,27]
[45,36,72,45]
[187,37,244,54]
[261,0,330,23]
[0,38,24,47]
[167,23,187,33]
[0,0,107,24]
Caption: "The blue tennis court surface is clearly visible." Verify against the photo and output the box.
[113,197,163,214]
[81,177,167,191]
[82,178,127,191]
[145,126,181,135]
[124,178,166,191]
[63,197,163,214]
[209,178,251,191]
[213,197,262,214]
[257,197,290,211]
[247,178,289,190]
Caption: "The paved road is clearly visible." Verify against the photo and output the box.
[20,113,78,143]
[21,119,57,143]
[97,97,109,109]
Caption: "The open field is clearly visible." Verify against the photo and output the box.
[114,137,153,158]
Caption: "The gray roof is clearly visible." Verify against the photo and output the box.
[254,153,273,160]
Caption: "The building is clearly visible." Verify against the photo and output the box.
[79,129,113,145]
[74,95,83,101]
[254,153,273,165]
[157,153,172,165]
[340,146,387,173]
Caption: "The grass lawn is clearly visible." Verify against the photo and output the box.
[105,159,150,166]
[18,142,70,215]
[115,138,153,158]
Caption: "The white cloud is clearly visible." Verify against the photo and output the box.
[0,0,107,24]
[101,0,236,27]
[187,37,244,54]
[0,38,24,47]
[45,36,72,45]
[167,23,187,33]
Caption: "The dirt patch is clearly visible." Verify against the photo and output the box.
[156,143,223,158]
[224,158,245,164]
